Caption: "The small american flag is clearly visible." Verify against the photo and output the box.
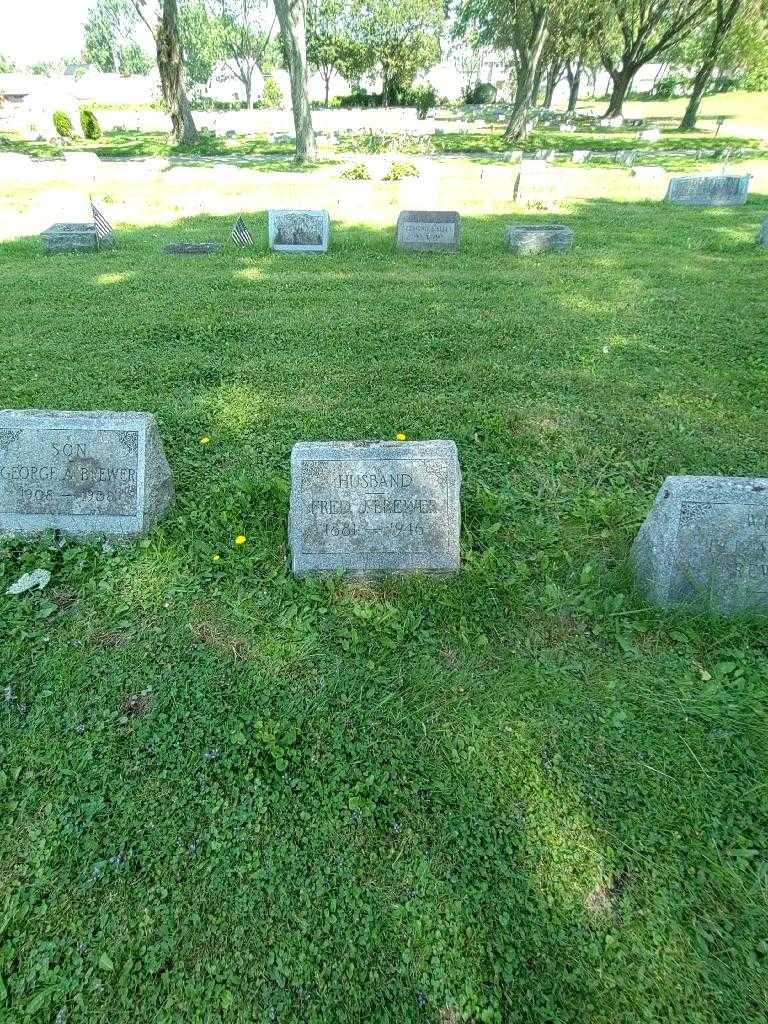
[91,202,114,246]
[231,216,252,247]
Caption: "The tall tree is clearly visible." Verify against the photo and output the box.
[307,0,368,105]
[133,0,199,143]
[458,1,552,141]
[351,0,444,107]
[274,0,316,162]
[679,0,754,127]
[596,0,714,117]
[214,0,279,108]
[83,0,144,74]
[179,0,223,87]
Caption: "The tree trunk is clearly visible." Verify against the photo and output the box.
[245,76,252,110]
[155,0,198,144]
[679,2,744,128]
[566,61,582,112]
[274,0,316,163]
[324,71,330,107]
[604,65,635,117]
[680,60,714,130]
[543,63,559,107]
[503,10,549,142]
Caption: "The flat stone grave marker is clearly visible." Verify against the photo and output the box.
[395,210,460,252]
[40,223,98,254]
[268,209,330,253]
[757,218,768,248]
[636,128,662,142]
[665,174,750,206]
[506,223,573,254]
[289,440,461,576]
[632,476,768,616]
[163,242,222,255]
[0,410,173,539]
[572,150,590,163]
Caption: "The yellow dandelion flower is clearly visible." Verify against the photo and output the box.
[234,534,246,545]
[396,432,407,441]
[211,553,220,562]
[200,436,211,445]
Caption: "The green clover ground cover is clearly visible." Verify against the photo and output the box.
[1,197,768,1023]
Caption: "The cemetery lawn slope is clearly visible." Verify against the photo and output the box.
[1,196,767,1024]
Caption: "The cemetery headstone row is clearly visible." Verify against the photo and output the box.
[3,410,767,613]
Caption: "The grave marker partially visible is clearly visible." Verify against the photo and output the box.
[633,476,768,616]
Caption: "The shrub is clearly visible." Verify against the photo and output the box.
[339,89,381,109]
[383,161,419,181]
[53,110,74,138]
[261,76,283,109]
[342,131,435,156]
[340,162,370,180]
[464,82,496,105]
[653,75,690,99]
[407,84,437,120]
[79,108,102,140]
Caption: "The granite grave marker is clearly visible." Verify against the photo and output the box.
[665,174,750,206]
[268,209,330,252]
[758,217,768,248]
[395,210,460,252]
[289,440,461,576]
[632,475,768,616]
[40,223,98,254]
[506,223,573,254]
[0,410,173,539]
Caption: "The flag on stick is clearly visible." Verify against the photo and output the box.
[231,216,252,247]
[91,201,115,247]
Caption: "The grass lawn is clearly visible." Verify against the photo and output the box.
[0,154,767,1024]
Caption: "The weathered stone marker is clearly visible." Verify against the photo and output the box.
[163,242,222,256]
[665,174,750,206]
[758,217,768,248]
[506,224,573,254]
[0,410,174,539]
[40,223,98,254]
[632,476,768,616]
[268,209,330,252]
[289,440,461,576]
[395,211,460,252]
